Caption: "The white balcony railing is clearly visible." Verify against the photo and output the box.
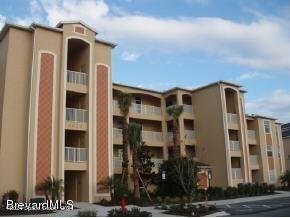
[131,103,162,116]
[227,113,238,125]
[248,130,256,141]
[230,140,241,152]
[67,70,87,85]
[65,147,87,162]
[232,168,242,180]
[113,128,123,139]
[113,128,163,143]
[142,130,163,142]
[250,155,259,166]
[185,130,195,141]
[66,108,87,123]
[113,100,162,116]
[113,157,122,168]
[183,104,193,114]
[152,158,163,167]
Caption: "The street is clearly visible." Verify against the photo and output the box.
[217,196,290,216]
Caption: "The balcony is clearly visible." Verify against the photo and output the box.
[232,168,243,186]
[67,70,88,93]
[183,104,193,115]
[66,108,88,131]
[184,130,196,144]
[250,155,259,169]
[227,113,239,129]
[230,140,241,156]
[142,130,163,146]
[64,147,88,170]
[113,157,123,174]
[113,128,163,146]
[113,100,162,120]
[248,130,257,144]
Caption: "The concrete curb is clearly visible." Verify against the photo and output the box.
[205,211,230,217]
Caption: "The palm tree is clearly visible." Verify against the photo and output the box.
[167,105,184,158]
[117,91,132,185]
[128,122,142,200]
[35,177,64,201]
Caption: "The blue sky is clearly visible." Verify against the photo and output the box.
[0,0,290,122]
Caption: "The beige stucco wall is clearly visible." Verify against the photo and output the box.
[0,28,33,199]
[192,84,229,187]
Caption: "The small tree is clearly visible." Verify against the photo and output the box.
[167,105,184,158]
[137,142,155,189]
[158,157,198,201]
[280,170,290,189]
[128,122,142,200]
[117,91,132,185]
[35,177,64,201]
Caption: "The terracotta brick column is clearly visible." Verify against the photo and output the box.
[36,53,54,185]
[96,64,109,193]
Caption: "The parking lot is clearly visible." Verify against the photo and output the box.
[217,196,290,216]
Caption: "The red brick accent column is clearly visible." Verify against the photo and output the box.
[96,65,109,193]
[36,53,54,185]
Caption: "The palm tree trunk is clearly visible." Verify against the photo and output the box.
[121,116,129,185]
[132,150,140,200]
[172,119,178,158]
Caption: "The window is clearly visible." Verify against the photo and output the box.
[269,170,275,182]
[135,97,142,113]
[267,145,273,157]
[264,120,271,133]
[118,149,123,160]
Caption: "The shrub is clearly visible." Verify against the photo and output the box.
[78,210,97,217]
[237,183,245,196]
[269,184,275,193]
[2,190,19,206]
[166,203,217,217]
[107,207,152,217]
[224,187,238,198]
[207,187,224,200]
[280,170,290,189]
[193,189,206,201]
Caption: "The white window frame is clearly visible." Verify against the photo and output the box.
[267,144,273,157]
[264,120,271,134]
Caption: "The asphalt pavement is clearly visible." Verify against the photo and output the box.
[217,196,290,216]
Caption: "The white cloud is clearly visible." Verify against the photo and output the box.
[0,15,6,29]
[13,0,44,25]
[12,0,290,72]
[234,72,271,82]
[121,51,140,61]
[246,90,290,123]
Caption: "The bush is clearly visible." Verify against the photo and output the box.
[166,203,217,217]
[107,207,152,217]
[207,187,224,200]
[78,210,97,217]
[2,190,19,205]
[224,187,238,198]
[193,189,206,201]
[269,184,275,193]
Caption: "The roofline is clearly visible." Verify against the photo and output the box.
[95,38,117,48]
[31,22,63,32]
[113,83,163,94]
[192,80,243,93]
[56,20,98,34]
[246,114,277,121]
[0,23,32,41]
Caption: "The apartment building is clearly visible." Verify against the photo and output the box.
[112,83,286,188]
[0,21,286,204]
[0,21,115,203]
[282,123,290,170]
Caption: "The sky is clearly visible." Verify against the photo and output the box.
[0,0,290,123]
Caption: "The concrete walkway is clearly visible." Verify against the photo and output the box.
[28,191,290,217]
